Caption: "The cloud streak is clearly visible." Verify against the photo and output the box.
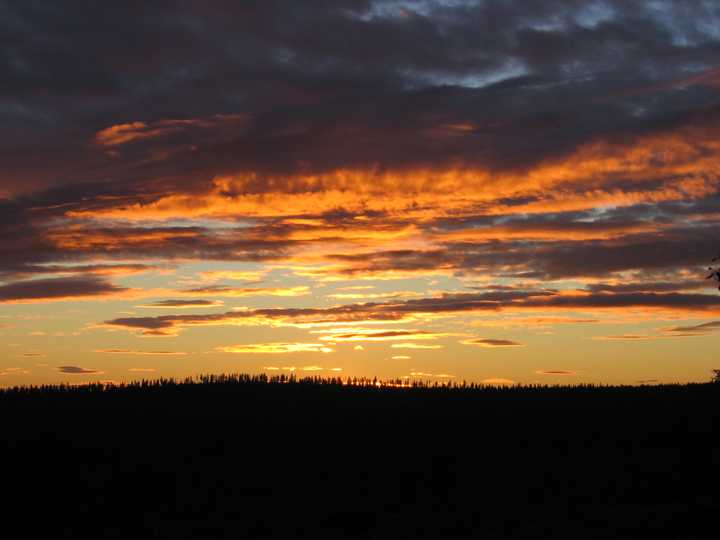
[0,276,129,303]
[217,343,334,354]
[462,338,524,348]
[102,289,720,336]
[57,366,102,374]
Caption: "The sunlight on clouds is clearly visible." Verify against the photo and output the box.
[137,300,225,309]
[95,349,187,355]
[318,330,454,342]
[196,270,267,283]
[217,343,335,354]
[182,286,310,297]
[4,1,720,388]
[72,126,720,224]
[391,343,444,349]
[94,114,248,147]
[327,291,421,300]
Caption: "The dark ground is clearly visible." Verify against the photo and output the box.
[1,375,719,539]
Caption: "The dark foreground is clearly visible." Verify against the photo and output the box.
[2,375,719,539]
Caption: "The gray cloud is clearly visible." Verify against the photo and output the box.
[103,288,720,336]
[0,0,718,299]
[57,366,101,374]
[139,299,224,308]
[3,0,720,191]
[664,320,720,335]
[462,338,524,347]
[0,276,128,303]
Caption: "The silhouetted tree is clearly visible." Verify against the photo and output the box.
[706,253,720,289]
[709,254,720,383]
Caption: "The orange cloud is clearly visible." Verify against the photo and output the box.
[94,349,187,355]
[591,334,660,341]
[72,123,720,224]
[196,270,266,283]
[390,343,444,349]
[216,343,334,354]
[138,300,224,308]
[183,285,310,297]
[101,288,720,337]
[94,114,249,146]
[327,291,421,300]
[317,330,453,342]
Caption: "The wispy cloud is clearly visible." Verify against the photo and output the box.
[462,338,524,348]
[137,299,224,309]
[391,343,444,349]
[592,334,660,341]
[0,276,130,303]
[216,343,334,354]
[182,286,310,297]
[0,367,31,377]
[57,366,103,374]
[95,349,187,355]
[663,320,720,336]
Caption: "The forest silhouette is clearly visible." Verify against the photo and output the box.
[2,373,720,538]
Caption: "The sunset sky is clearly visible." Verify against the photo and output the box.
[2,0,720,386]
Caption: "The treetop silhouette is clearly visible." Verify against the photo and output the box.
[706,253,720,289]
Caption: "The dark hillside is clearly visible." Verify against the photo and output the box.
[2,376,719,538]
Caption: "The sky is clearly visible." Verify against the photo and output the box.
[1,0,720,387]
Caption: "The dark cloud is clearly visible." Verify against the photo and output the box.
[181,285,309,297]
[462,338,524,347]
[318,330,448,342]
[57,366,101,374]
[0,220,296,279]
[586,281,709,294]
[3,0,720,193]
[527,292,720,311]
[0,276,128,303]
[139,299,224,308]
[0,0,719,316]
[103,288,720,336]
[321,221,720,280]
[664,320,720,335]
